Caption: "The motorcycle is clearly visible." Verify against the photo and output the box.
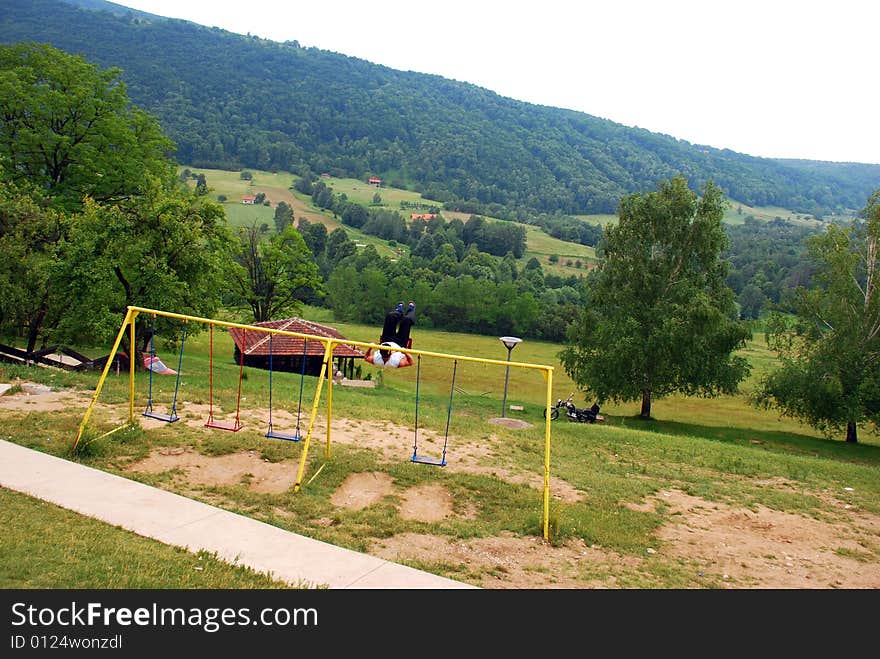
[543,393,604,423]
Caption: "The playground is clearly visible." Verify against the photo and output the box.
[1,306,878,588]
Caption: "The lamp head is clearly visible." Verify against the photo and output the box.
[499,336,522,351]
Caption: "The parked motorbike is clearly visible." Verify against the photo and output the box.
[543,393,604,423]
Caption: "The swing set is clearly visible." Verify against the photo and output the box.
[72,306,557,540]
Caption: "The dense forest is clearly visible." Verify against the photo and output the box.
[723,218,820,319]
[1,0,878,223]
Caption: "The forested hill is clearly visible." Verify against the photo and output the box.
[2,0,878,219]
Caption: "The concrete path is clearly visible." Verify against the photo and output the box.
[0,440,475,589]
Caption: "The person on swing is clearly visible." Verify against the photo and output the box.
[370,301,416,368]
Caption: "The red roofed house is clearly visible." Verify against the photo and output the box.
[227,318,364,379]
[368,176,382,187]
[241,195,256,204]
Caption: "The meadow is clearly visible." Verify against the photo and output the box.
[1,309,877,589]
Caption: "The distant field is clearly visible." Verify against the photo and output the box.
[576,202,826,228]
[722,201,821,226]
[186,167,599,275]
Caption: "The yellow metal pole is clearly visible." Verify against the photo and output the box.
[543,366,554,541]
[129,310,137,423]
[293,339,332,492]
[325,341,334,460]
[72,308,136,451]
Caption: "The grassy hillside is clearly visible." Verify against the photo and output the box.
[194,166,599,274]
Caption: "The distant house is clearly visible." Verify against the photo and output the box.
[368,176,382,187]
[241,195,256,204]
[227,318,365,379]
[410,213,437,221]
[320,172,331,178]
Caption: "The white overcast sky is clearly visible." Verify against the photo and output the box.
[114,0,879,164]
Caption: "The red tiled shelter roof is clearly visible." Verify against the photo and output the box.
[227,318,364,359]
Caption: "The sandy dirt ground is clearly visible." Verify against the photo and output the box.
[2,381,878,589]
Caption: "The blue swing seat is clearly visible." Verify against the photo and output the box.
[265,428,302,442]
[143,410,180,423]
[411,454,446,467]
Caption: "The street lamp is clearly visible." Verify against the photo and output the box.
[499,336,522,417]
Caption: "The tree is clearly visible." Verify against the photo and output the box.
[0,43,174,211]
[0,43,180,351]
[0,180,64,353]
[296,219,327,257]
[753,191,880,443]
[560,176,751,418]
[273,201,294,232]
[227,223,322,323]
[324,227,356,269]
[51,180,234,365]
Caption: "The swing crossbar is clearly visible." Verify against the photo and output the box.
[411,454,446,467]
[143,410,180,423]
[265,429,302,442]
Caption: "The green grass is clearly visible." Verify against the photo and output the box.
[0,487,303,588]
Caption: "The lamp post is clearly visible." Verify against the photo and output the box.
[499,336,522,417]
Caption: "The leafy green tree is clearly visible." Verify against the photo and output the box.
[273,201,294,232]
[430,244,459,276]
[412,234,437,259]
[0,181,65,353]
[325,265,388,323]
[0,43,174,211]
[325,227,356,267]
[0,43,183,352]
[52,181,233,363]
[753,191,880,443]
[340,202,369,229]
[561,176,751,418]
[296,219,328,258]
[226,223,322,323]
[738,283,766,320]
